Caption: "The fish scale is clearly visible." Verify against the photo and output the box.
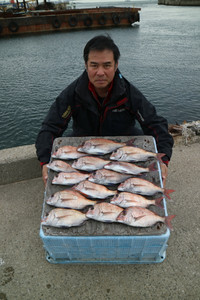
[72,156,110,172]
[46,189,97,209]
[104,161,156,175]
[110,146,165,162]
[86,202,123,223]
[77,138,134,155]
[117,207,175,230]
[88,169,132,185]
[41,208,88,228]
[47,160,78,173]
[52,171,90,185]
[118,177,175,199]
[110,192,163,208]
[74,180,117,199]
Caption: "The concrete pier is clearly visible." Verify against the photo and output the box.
[158,0,200,5]
[0,137,200,299]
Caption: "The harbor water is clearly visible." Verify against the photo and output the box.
[0,0,200,150]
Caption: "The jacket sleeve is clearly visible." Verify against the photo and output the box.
[35,85,75,164]
[130,85,174,162]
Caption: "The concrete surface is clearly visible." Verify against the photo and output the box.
[0,142,200,300]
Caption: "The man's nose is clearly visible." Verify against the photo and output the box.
[96,66,104,76]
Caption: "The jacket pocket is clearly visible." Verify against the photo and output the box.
[102,108,135,135]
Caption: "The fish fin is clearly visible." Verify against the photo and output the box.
[165,215,176,231]
[60,198,74,202]
[125,138,135,146]
[154,197,164,208]
[164,189,175,200]
[134,215,146,221]
[78,191,90,197]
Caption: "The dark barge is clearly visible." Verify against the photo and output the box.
[0,6,141,37]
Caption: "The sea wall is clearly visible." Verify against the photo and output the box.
[0,144,41,185]
[158,0,200,5]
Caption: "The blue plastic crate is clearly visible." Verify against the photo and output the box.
[40,136,171,264]
[39,228,170,264]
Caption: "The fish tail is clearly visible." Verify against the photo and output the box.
[156,153,166,163]
[165,215,176,231]
[155,196,164,208]
[164,189,175,200]
[125,138,135,146]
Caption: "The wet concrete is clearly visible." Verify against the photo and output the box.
[0,142,200,300]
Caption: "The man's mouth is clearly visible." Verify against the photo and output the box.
[95,79,106,84]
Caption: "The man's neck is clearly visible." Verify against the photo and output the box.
[95,87,109,98]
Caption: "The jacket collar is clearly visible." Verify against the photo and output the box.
[75,69,127,107]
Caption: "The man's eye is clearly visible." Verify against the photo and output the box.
[104,64,111,69]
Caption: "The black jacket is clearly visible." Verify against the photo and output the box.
[35,70,173,164]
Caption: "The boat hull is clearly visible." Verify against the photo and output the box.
[0,7,140,37]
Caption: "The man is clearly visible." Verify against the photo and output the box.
[35,35,173,186]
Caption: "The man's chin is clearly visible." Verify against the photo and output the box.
[94,82,108,88]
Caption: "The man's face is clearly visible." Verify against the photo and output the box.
[85,49,118,96]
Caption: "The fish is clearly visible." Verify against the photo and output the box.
[88,169,132,185]
[46,189,97,209]
[104,161,156,175]
[47,160,78,173]
[77,138,134,155]
[117,206,176,230]
[110,192,164,208]
[110,146,165,162]
[72,156,110,172]
[41,208,88,227]
[52,171,90,185]
[118,178,175,199]
[74,180,117,199]
[52,145,87,160]
[86,202,123,223]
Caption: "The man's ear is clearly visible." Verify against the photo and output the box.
[85,63,88,71]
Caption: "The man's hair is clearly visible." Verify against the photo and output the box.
[83,35,120,63]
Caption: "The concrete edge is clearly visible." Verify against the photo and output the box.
[0,144,41,185]
[0,135,200,185]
